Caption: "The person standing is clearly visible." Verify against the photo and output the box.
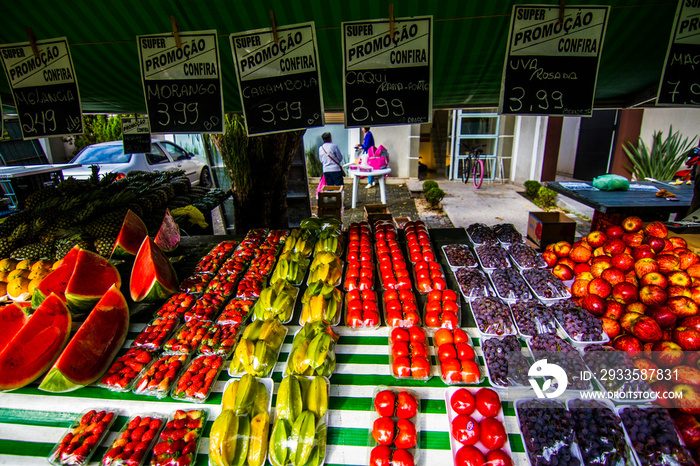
[319,132,345,187]
[355,127,376,188]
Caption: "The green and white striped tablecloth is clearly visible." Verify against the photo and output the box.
[0,323,529,465]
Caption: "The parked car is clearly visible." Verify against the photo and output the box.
[63,139,212,186]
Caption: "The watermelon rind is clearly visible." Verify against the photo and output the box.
[154,209,180,252]
[130,237,178,303]
[111,209,148,258]
[64,249,122,316]
[30,246,81,309]
[0,293,71,391]
[39,284,129,393]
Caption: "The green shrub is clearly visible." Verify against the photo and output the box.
[425,187,445,208]
[422,180,439,192]
[306,147,323,177]
[524,180,542,198]
[534,187,557,209]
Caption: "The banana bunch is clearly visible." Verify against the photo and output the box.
[285,321,339,377]
[312,233,344,257]
[308,252,343,287]
[283,229,316,257]
[300,216,342,232]
[212,375,271,466]
[253,280,299,323]
[269,376,328,466]
[270,251,309,286]
[230,319,287,377]
[300,281,342,326]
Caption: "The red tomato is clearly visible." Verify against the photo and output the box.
[450,388,476,415]
[433,328,454,347]
[455,445,486,466]
[369,445,392,466]
[346,309,363,327]
[374,390,396,417]
[346,290,361,301]
[371,417,395,445]
[416,269,430,280]
[441,359,462,383]
[403,310,421,327]
[453,328,469,344]
[408,326,425,343]
[425,311,441,327]
[399,290,415,302]
[396,391,418,419]
[433,278,447,290]
[475,388,501,418]
[394,419,417,449]
[461,360,481,383]
[485,449,513,466]
[456,343,476,361]
[344,278,358,291]
[347,267,360,279]
[359,277,374,290]
[391,449,415,466]
[347,299,363,312]
[452,414,480,446]
[428,260,441,271]
[410,343,428,359]
[438,343,457,362]
[414,261,429,271]
[397,277,412,290]
[392,341,410,359]
[426,301,442,313]
[390,327,410,344]
[423,250,436,262]
[403,301,418,313]
[427,290,442,302]
[443,300,459,313]
[386,299,403,312]
[410,357,430,379]
[396,269,411,279]
[441,312,459,328]
[416,278,432,293]
[362,290,377,301]
[480,417,507,450]
[363,301,379,312]
[363,311,379,327]
[360,268,374,279]
[386,310,403,327]
[443,289,458,301]
[392,357,412,378]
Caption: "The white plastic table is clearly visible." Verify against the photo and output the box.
[348,166,392,209]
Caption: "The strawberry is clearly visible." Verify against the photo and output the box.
[123,440,138,453]
[71,444,89,461]
[152,440,170,456]
[128,416,141,430]
[169,428,186,441]
[83,433,100,447]
[80,410,95,425]
[103,446,122,462]
[175,454,192,466]
[182,440,197,455]
[134,440,149,452]
[130,426,147,441]
[150,419,163,430]
[139,416,152,427]
[168,439,185,455]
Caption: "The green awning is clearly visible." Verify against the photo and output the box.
[0,0,678,114]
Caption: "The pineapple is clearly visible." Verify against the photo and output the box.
[55,234,92,259]
[10,242,55,260]
[94,236,117,257]
[0,237,17,257]
[24,186,57,209]
[84,209,127,237]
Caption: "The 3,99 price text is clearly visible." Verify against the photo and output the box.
[508,87,564,112]
[351,97,406,123]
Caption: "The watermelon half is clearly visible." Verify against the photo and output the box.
[154,209,180,252]
[0,304,28,354]
[0,293,71,391]
[130,237,178,303]
[31,246,81,309]
[111,209,148,258]
[39,284,129,392]
[63,249,122,316]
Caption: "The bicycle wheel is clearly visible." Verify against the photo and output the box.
[473,159,484,189]
[462,157,472,184]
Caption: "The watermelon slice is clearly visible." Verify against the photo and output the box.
[111,209,148,258]
[39,285,129,392]
[0,293,71,391]
[30,246,81,309]
[130,237,178,303]
[154,209,180,252]
[64,249,122,316]
[0,304,28,354]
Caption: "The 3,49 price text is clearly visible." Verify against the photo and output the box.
[508,87,564,112]
[351,98,405,123]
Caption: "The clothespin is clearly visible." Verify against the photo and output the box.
[171,16,182,49]
[389,4,395,37]
[25,27,40,59]
[270,10,279,45]
[558,0,566,25]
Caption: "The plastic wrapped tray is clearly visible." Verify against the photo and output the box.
[522,268,572,302]
[221,376,274,415]
[581,345,656,403]
[170,354,224,403]
[149,409,209,466]
[97,347,157,393]
[506,242,547,270]
[132,353,189,399]
[383,289,421,328]
[198,322,241,357]
[481,335,533,389]
[270,252,310,287]
[433,328,484,385]
[474,244,511,271]
[216,297,255,326]
[344,289,380,329]
[549,300,609,346]
[163,320,215,354]
[132,317,179,351]
[48,409,118,466]
[154,292,196,320]
[228,318,288,378]
[492,223,523,245]
[468,297,517,337]
[183,291,226,322]
[194,240,237,273]
[388,326,432,381]
[454,267,494,301]
[100,413,165,466]
[300,281,343,326]
[509,300,557,339]
[178,272,212,294]
[466,223,498,246]
[442,244,478,269]
[526,334,592,391]
[284,322,339,377]
[343,258,375,292]
[445,387,514,465]
[252,280,299,324]
[368,386,421,465]
[423,288,461,329]
[487,268,532,303]
[412,260,447,295]
[515,399,582,466]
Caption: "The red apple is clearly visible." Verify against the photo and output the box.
[611,281,639,305]
[622,232,644,248]
[541,251,558,268]
[571,279,591,298]
[656,254,681,274]
[600,317,621,339]
[632,244,656,261]
[672,384,700,415]
[669,236,689,249]
[680,251,700,270]
[668,270,692,287]
[588,277,613,299]
[612,334,643,353]
[552,264,574,282]
[667,296,700,318]
[581,294,606,316]
[652,380,676,407]
[642,235,666,254]
[668,285,692,298]
[577,271,594,282]
[630,315,664,342]
[620,312,642,333]
[569,245,592,263]
[673,413,700,448]
[573,263,591,275]
[674,327,700,351]
[593,247,606,257]
[640,272,668,289]
[591,260,613,278]
[635,258,660,279]
[557,257,577,271]
[604,300,624,319]
[689,264,700,279]
[644,221,669,238]
[622,216,644,233]
[647,305,678,329]
[605,225,625,239]
[626,302,647,315]
[600,267,625,286]
[639,285,669,306]
[586,230,607,248]
[603,238,626,255]
[675,365,700,385]
[682,315,700,334]
[663,239,675,253]
[652,340,685,367]
[611,253,635,273]
[624,271,639,287]
[553,241,572,258]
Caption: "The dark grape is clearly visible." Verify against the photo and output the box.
[529,334,591,390]
[466,223,498,245]
[490,268,532,300]
[475,244,511,269]
[522,268,570,299]
[443,244,477,267]
[550,300,605,342]
[569,399,629,466]
[507,242,547,269]
[454,267,493,299]
[510,300,557,337]
[517,399,581,466]
[470,296,515,335]
[582,345,653,395]
[482,335,531,387]
[492,223,523,244]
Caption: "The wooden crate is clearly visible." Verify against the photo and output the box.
[319,185,344,209]
[364,203,392,226]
